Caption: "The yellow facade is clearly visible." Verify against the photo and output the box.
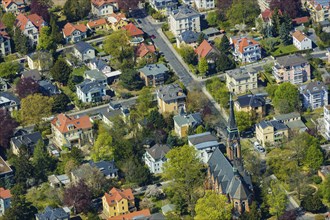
[111,20,128,31]
[102,196,130,218]
[158,98,183,114]
[256,124,289,147]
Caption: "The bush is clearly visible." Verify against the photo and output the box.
[313,176,322,184]
[301,194,325,213]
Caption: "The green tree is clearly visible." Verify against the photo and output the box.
[50,58,72,85]
[226,0,260,26]
[50,13,63,43]
[33,140,55,183]
[63,0,91,22]
[0,61,20,80]
[119,69,144,91]
[216,53,235,72]
[163,145,205,215]
[52,93,71,113]
[11,147,34,186]
[241,201,261,220]
[271,8,281,36]
[305,145,323,171]
[198,57,208,76]
[273,82,300,113]
[301,194,324,213]
[218,35,231,53]
[265,84,279,99]
[122,157,151,186]
[267,181,288,219]
[1,12,16,35]
[206,11,219,27]
[20,94,54,125]
[279,22,291,45]
[13,27,29,54]
[2,194,37,220]
[195,125,206,134]
[197,32,206,45]
[179,45,198,65]
[136,87,154,116]
[91,125,114,162]
[235,111,253,132]
[37,26,56,51]
[195,191,232,220]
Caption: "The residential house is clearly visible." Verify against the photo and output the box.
[0,78,8,91]
[102,187,135,218]
[10,131,42,155]
[0,92,20,112]
[2,0,27,14]
[16,13,46,46]
[51,113,94,148]
[109,209,151,220]
[35,206,70,220]
[188,132,220,163]
[176,30,200,48]
[76,79,108,103]
[292,16,309,26]
[21,69,41,81]
[231,37,262,63]
[48,174,70,188]
[202,27,223,41]
[272,54,311,84]
[235,94,266,117]
[38,80,61,96]
[84,69,107,85]
[88,58,112,75]
[173,111,202,137]
[100,107,130,127]
[195,39,220,64]
[300,81,328,110]
[144,144,170,174]
[91,0,118,17]
[149,0,178,15]
[324,105,330,140]
[258,8,282,27]
[107,13,128,31]
[62,22,87,44]
[273,112,308,132]
[87,18,108,31]
[0,156,13,181]
[135,43,157,63]
[27,51,53,72]
[194,0,215,10]
[0,31,11,56]
[0,188,11,216]
[226,68,258,94]
[73,41,96,62]
[139,63,169,87]
[122,23,144,41]
[305,0,330,22]
[256,120,289,147]
[292,30,312,50]
[157,83,186,114]
[88,160,118,178]
[169,6,201,37]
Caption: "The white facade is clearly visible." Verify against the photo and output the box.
[293,34,312,50]
[73,48,95,62]
[324,106,330,140]
[194,0,215,10]
[169,6,201,37]
[0,35,11,56]
[144,152,167,174]
[22,20,40,46]
[91,2,115,16]
[0,196,10,216]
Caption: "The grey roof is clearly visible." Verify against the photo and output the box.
[88,160,118,177]
[236,94,266,108]
[38,80,60,96]
[188,132,220,150]
[76,79,106,94]
[258,120,288,131]
[202,27,221,36]
[100,108,124,120]
[21,69,41,81]
[85,69,107,81]
[179,30,200,43]
[89,58,109,71]
[300,81,327,95]
[0,92,20,106]
[139,63,169,77]
[35,206,70,220]
[161,204,176,214]
[146,144,170,160]
[157,83,186,102]
[226,68,257,80]
[273,112,301,121]
[173,112,202,127]
[171,5,199,20]
[275,54,308,67]
[74,41,95,54]
[286,120,307,130]
[208,148,252,200]
[152,0,178,10]
[11,131,42,150]
[150,213,166,220]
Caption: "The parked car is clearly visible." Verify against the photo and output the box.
[150,34,156,39]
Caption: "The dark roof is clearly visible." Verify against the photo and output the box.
[11,131,42,150]
[188,132,220,150]
[208,148,252,200]
[157,83,186,102]
[76,79,106,94]
[171,5,199,20]
[300,81,327,95]
[89,58,109,71]
[38,80,60,96]
[0,92,20,107]
[35,206,70,220]
[275,54,308,67]
[258,120,288,131]
[228,94,237,131]
[88,160,118,177]
[236,94,266,108]
[139,63,169,77]
[179,30,200,43]
[74,41,95,54]
[21,69,41,81]
[146,144,170,160]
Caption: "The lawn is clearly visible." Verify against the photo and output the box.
[72,66,88,77]
[271,44,298,56]
[164,31,176,43]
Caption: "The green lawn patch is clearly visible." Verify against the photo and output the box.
[72,66,88,77]
[164,31,176,43]
[271,44,298,56]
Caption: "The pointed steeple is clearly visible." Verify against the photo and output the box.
[228,93,237,131]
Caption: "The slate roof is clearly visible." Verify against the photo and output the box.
[139,63,169,77]
[157,83,186,102]
[173,112,202,127]
[161,204,176,214]
[38,80,60,96]
[226,68,257,80]
[236,94,266,108]
[76,79,106,94]
[275,54,308,67]
[171,6,199,20]
[35,206,70,220]
[146,144,170,160]
[11,131,42,150]
[74,41,95,54]
[202,27,221,36]
[300,81,327,95]
[258,120,288,131]
[188,132,220,150]
[88,160,118,177]
[208,148,252,200]
[179,30,200,44]
[273,112,301,121]
[0,91,20,106]
[89,58,110,72]
[85,69,107,81]
[21,69,41,81]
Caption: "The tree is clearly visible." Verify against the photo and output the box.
[301,194,324,213]
[179,45,198,65]
[195,191,231,220]
[122,157,151,186]
[117,0,140,12]
[216,53,235,72]
[0,110,18,148]
[0,61,20,80]
[235,111,253,132]
[50,58,72,85]
[136,87,154,116]
[279,22,291,45]
[186,90,208,113]
[1,12,16,35]
[267,181,288,219]
[273,82,300,113]
[50,13,63,43]
[216,0,233,14]
[206,11,219,27]
[265,84,279,99]
[198,57,208,76]
[64,0,91,22]
[197,32,206,45]
[195,125,206,134]
[20,94,54,125]
[119,69,144,91]
[163,145,205,215]
[218,35,230,53]
[33,140,55,183]
[270,0,301,18]
[30,0,52,22]
[16,78,40,98]
[2,194,37,220]
[11,149,34,186]
[226,0,260,26]
[305,145,323,171]
[52,93,70,113]
[14,27,29,54]
[63,181,92,214]
[91,125,114,162]
[241,201,261,220]
[37,26,56,52]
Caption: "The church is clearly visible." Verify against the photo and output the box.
[206,95,253,213]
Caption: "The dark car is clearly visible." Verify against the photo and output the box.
[136,19,141,24]
[150,34,156,39]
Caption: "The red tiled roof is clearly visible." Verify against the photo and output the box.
[62,22,87,37]
[0,188,11,199]
[316,4,322,11]
[233,37,259,53]
[292,16,309,24]
[108,13,127,24]
[51,113,92,134]
[122,23,143,37]
[195,40,212,58]
[16,13,45,31]
[109,209,151,220]
[91,0,117,7]
[104,187,134,206]
[261,9,283,22]
[87,18,107,28]
[136,43,156,58]
[2,0,25,8]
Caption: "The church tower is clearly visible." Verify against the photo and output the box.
[226,93,242,164]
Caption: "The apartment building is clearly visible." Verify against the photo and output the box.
[305,0,330,22]
[16,13,46,46]
[157,83,186,114]
[226,68,258,94]
[149,0,178,15]
[292,30,312,50]
[231,37,262,63]
[144,144,170,174]
[300,81,328,110]
[169,6,201,37]
[256,120,289,147]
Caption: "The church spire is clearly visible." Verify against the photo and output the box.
[228,93,238,133]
